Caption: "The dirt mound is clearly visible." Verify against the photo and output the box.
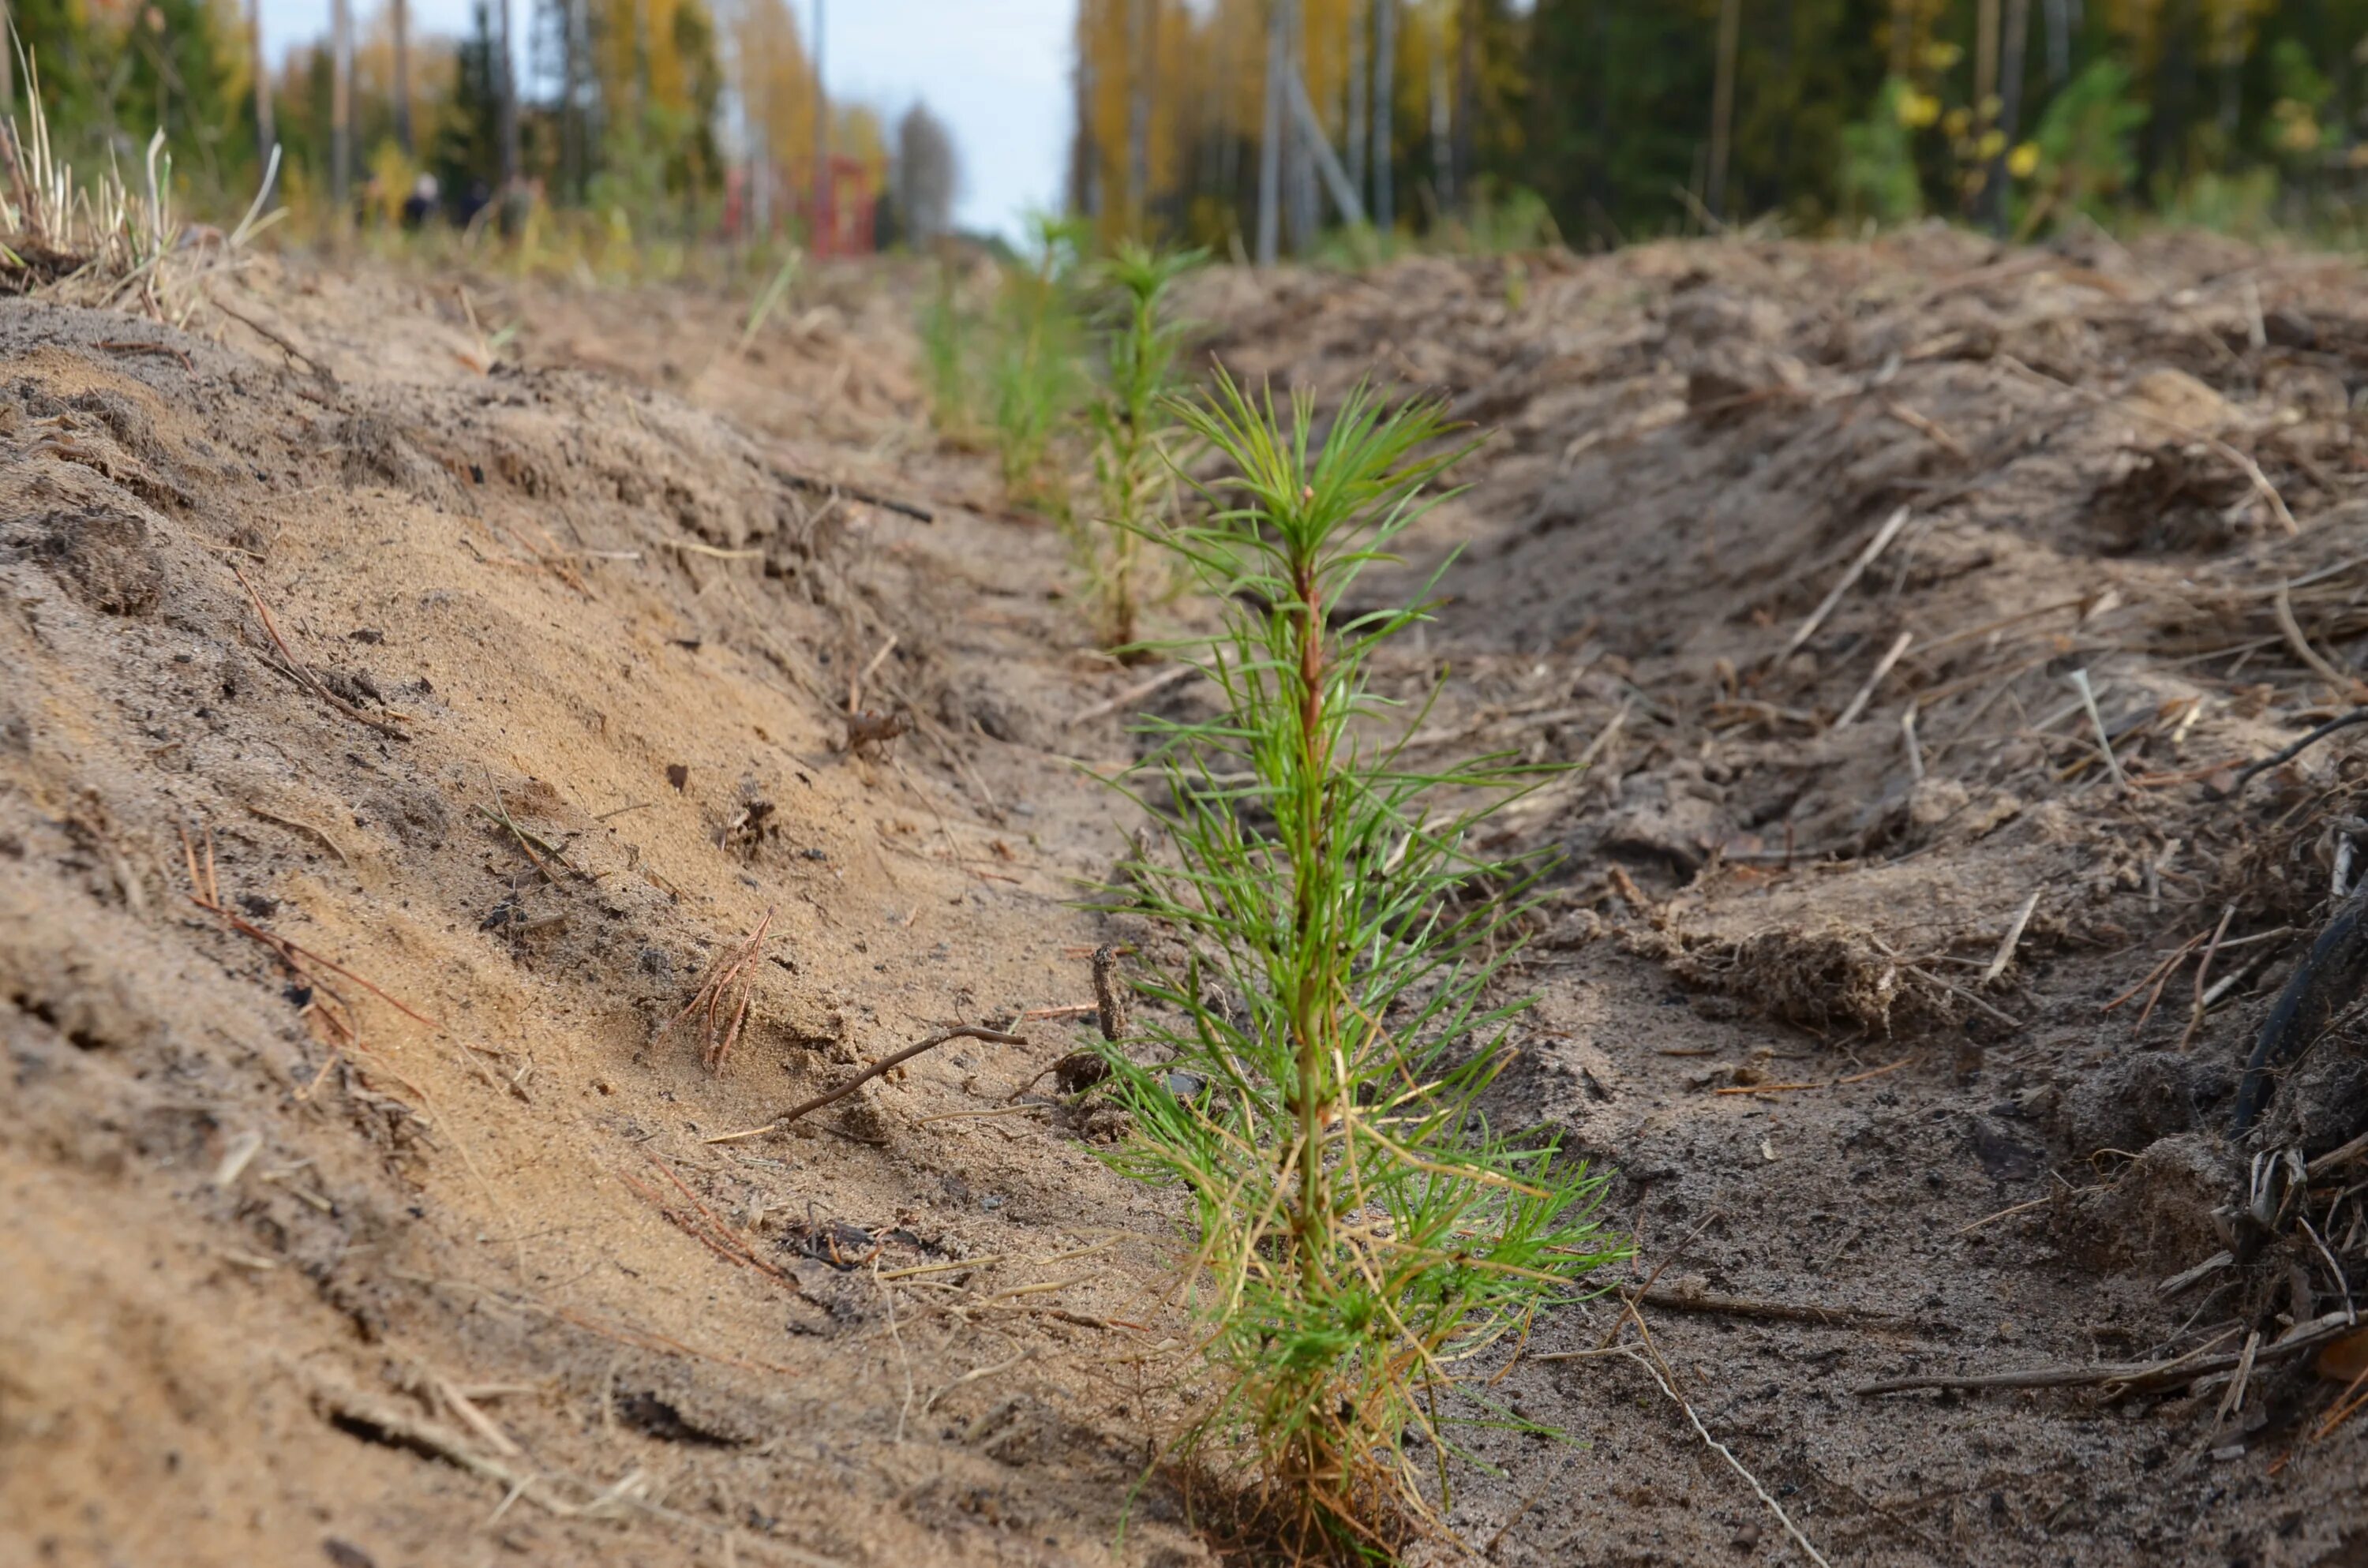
[0,274,1208,1566]
[1197,230,2368,1042]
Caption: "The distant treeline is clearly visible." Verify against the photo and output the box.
[7,0,959,242]
[1070,0,2368,251]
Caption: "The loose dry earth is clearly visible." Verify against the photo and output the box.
[9,228,2368,1567]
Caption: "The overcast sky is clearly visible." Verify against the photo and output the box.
[253,0,1074,236]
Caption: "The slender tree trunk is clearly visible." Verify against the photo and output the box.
[1706,0,1740,221]
[1429,13,1451,213]
[250,0,274,163]
[391,0,411,153]
[1286,0,1314,249]
[2043,0,2069,84]
[1371,0,1393,230]
[812,0,829,252]
[627,0,644,112]
[1126,0,1152,236]
[1257,0,1283,264]
[331,0,353,209]
[1345,0,1366,208]
[1984,0,2029,232]
[1976,0,1999,117]
[496,0,519,188]
[751,54,770,238]
[1452,0,1474,212]
[559,0,582,197]
[1070,4,1097,218]
[1591,0,1611,238]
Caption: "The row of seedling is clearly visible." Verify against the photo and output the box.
[922,239,1626,1562]
[920,220,1193,654]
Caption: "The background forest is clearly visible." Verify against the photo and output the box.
[9,0,2368,252]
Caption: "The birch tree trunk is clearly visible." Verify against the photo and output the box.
[1126,0,1152,235]
[250,0,275,165]
[331,0,353,209]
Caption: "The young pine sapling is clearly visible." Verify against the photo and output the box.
[1096,372,1625,1559]
[1081,243,1199,652]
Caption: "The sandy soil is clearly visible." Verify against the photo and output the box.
[8,228,2368,1567]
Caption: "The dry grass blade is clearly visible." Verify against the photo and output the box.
[179,825,437,1028]
[1778,505,1911,663]
[1982,889,2042,986]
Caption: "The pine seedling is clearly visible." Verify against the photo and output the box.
[1080,242,1201,651]
[1096,372,1625,1559]
[986,215,1088,516]
[918,253,978,442]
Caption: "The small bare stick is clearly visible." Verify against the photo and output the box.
[1833,630,1913,728]
[1090,943,1129,1042]
[1853,1318,2359,1397]
[2176,904,2237,1050]
[1954,1196,2051,1235]
[2216,707,2368,798]
[2066,668,2125,788]
[1778,505,1910,663]
[1880,398,1969,460]
[1075,662,1197,725]
[708,1025,1031,1142]
[2274,582,2364,701]
[231,565,408,740]
[1901,702,1924,783]
[922,1346,1036,1413]
[849,632,898,714]
[210,293,335,384]
[2213,1330,2261,1428]
[1981,889,2042,986]
[1905,964,2022,1028]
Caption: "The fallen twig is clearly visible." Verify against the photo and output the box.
[1833,630,1913,728]
[705,1024,1029,1142]
[2067,668,2125,788]
[231,565,408,740]
[181,827,437,1027]
[2214,706,2368,798]
[1075,662,1197,725]
[1855,1315,2354,1397]
[2177,904,2238,1050]
[2274,582,2367,701]
[1624,1285,1899,1327]
[1982,889,2043,986]
[211,293,335,384]
[770,464,934,523]
[1778,505,1912,663]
